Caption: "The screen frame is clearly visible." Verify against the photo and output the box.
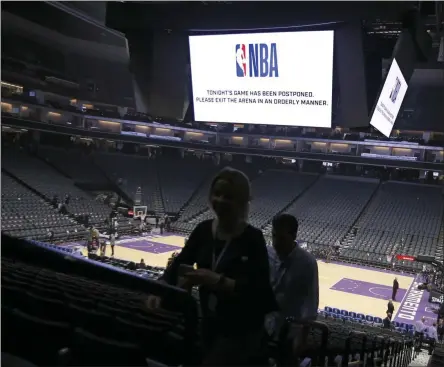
[186,24,341,128]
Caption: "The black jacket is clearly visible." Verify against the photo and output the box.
[383,317,391,329]
[161,220,277,336]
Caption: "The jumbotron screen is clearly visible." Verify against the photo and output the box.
[188,30,335,127]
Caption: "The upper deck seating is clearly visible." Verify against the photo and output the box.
[2,147,116,228]
[1,174,82,241]
[93,152,163,213]
[268,177,379,245]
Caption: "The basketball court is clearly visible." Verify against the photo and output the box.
[64,232,437,325]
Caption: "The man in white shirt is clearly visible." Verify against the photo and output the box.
[267,214,319,357]
[415,317,426,349]
[415,317,426,333]
[425,323,438,355]
[425,323,438,341]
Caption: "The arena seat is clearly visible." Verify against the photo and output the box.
[37,146,108,184]
[290,315,415,367]
[93,152,164,213]
[1,173,82,241]
[157,155,216,215]
[345,182,443,269]
[245,170,318,229]
[1,253,198,366]
[67,328,148,366]
[174,161,263,233]
[176,173,217,224]
[2,147,120,230]
[185,170,318,230]
[278,176,379,245]
[3,308,72,366]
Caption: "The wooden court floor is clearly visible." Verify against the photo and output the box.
[95,234,414,320]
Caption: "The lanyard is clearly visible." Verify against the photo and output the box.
[212,240,231,271]
[272,262,288,292]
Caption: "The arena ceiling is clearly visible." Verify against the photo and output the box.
[107,1,439,32]
[107,1,442,72]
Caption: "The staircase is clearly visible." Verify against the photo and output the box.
[91,157,134,206]
[339,180,382,248]
[153,161,165,216]
[186,208,212,226]
[176,172,214,220]
[407,349,431,367]
[436,205,444,262]
[35,152,72,180]
[426,344,444,367]
[184,167,269,225]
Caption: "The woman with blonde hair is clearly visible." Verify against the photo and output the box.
[146,167,276,365]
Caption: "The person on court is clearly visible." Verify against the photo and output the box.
[392,278,399,301]
[110,233,115,257]
[387,300,395,315]
[86,227,94,253]
[145,167,276,366]
[100,239,107,257]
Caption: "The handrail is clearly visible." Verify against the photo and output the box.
[279,318,329,366]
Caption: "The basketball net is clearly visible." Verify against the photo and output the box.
[387,254,393,263]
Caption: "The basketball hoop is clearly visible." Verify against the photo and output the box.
[133,205,148,220]
[386,255,393,263]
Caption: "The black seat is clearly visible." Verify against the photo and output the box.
[4,309,71,366]
[1,352,38,367]
[25,292,66,321]
[67,303,114,335]
[67,328,147,366]
[64,292,96,309]
[114,316,169,359]
[2,284,27,309]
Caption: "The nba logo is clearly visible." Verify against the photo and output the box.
[389,77,401,103]
[235,44,247,77]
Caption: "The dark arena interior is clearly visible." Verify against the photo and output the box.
[2,1,444,366]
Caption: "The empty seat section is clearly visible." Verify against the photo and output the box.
[38,146,107,183]
[2,147,115,228]
[345,182,443,269]
[279,177,378,245]
[94,152,163,213]
[1,174,82,241]
[157,156,216,215]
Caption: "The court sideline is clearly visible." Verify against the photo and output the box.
[68,233,416,321]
